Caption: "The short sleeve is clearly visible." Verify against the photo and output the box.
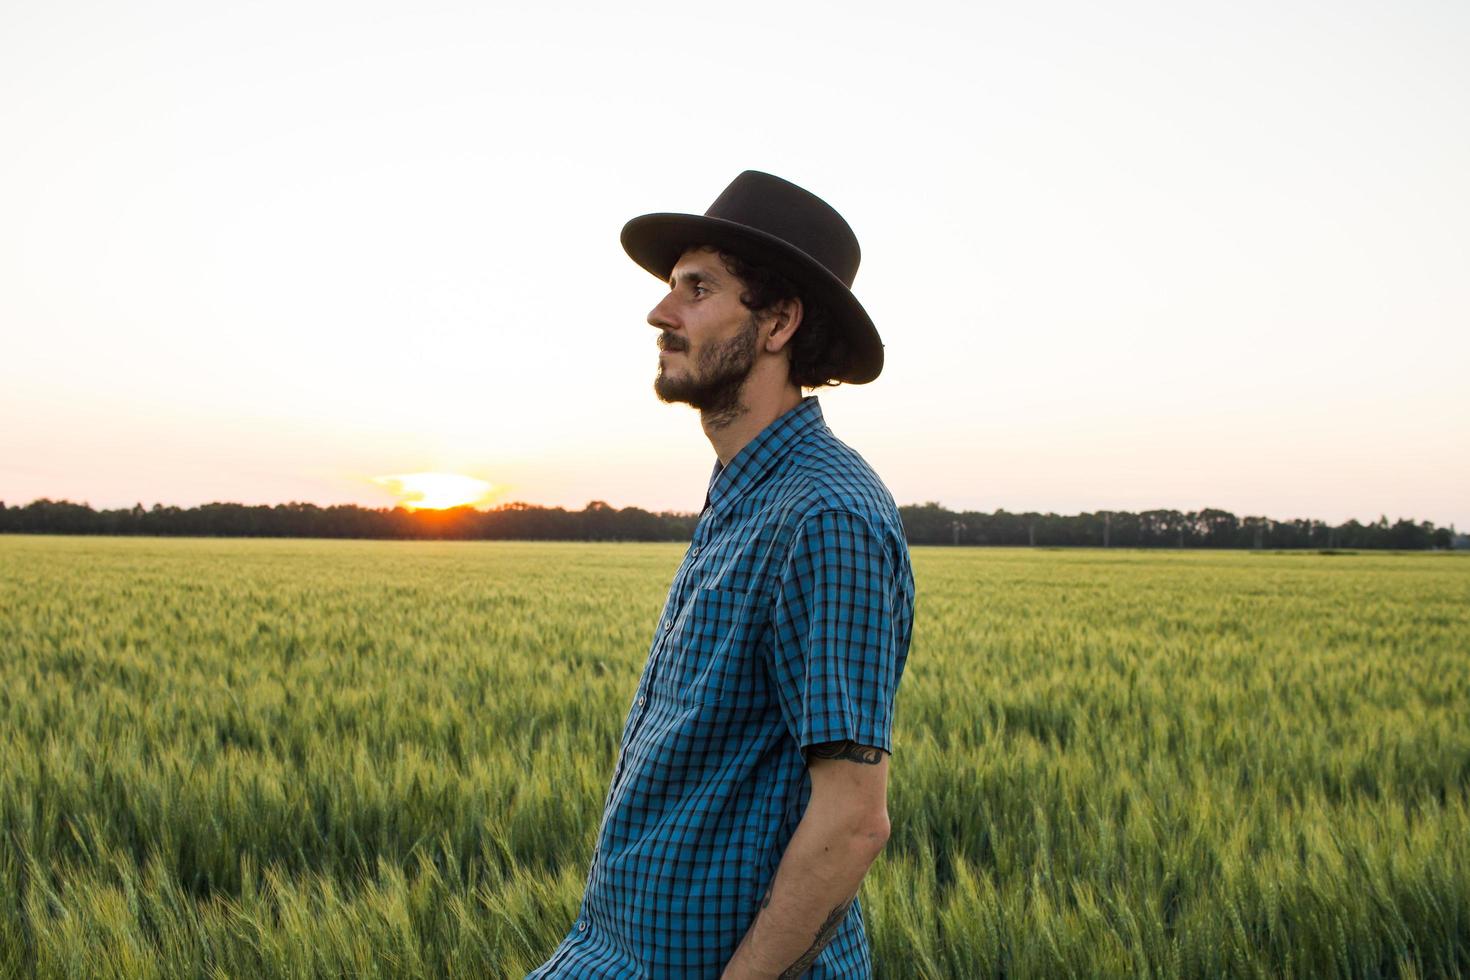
[766,509,911,755]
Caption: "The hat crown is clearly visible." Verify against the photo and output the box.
[705,171,861,288]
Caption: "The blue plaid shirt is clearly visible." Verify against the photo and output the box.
[528,395,915,979]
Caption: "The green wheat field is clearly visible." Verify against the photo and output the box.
[1,536,1467,979]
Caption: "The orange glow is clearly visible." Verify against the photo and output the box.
[372,472,496,510]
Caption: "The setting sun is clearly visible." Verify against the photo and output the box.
[371,472,496,511]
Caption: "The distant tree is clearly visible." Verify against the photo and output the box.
[0,498,1454,549]
[896,502,950,545]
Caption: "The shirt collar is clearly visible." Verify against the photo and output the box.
[703,395,826,519]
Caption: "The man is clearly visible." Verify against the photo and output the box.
[528,171,915,979]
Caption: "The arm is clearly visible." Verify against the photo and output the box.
[721,740,891,979]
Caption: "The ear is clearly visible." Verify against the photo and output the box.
[763,297,804,354]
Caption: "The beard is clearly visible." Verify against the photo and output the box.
[653,312,759,423]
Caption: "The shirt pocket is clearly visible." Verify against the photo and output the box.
[655,585,760,707]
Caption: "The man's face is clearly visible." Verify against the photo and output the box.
[647,247,760,414]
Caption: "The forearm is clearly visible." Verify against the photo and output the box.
[721,803,889,979]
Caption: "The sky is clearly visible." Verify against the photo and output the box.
[2,0,1467,528]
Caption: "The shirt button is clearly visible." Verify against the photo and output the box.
[663,620,672,633]
[692,545,700,556]
[577,921,587,932]
[637,695,645,706]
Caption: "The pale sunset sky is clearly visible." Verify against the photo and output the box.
[2,1,1466,528]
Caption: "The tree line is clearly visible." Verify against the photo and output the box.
[0,498,1459,549]
[898,502,1458,550]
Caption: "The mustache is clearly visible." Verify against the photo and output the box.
[657,334,688,352]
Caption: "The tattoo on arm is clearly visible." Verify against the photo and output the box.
[778,898,853,979]
[804,740,884,765]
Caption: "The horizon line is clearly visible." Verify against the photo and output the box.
[1,495,1457,529]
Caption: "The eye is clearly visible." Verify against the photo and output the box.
[692,283,709,297]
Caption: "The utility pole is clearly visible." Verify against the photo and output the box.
[950,520,967,546]
[1103,512,1111,548]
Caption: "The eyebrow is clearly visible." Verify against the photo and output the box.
[669,266,723,289]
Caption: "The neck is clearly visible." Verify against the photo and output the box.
[701,378,803,467]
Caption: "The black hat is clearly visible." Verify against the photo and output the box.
[620,170,883,384]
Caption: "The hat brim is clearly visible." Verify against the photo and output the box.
[620,212,883,385]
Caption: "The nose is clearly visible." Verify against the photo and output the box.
[647,290,679,332]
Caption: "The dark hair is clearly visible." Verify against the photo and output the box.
[709,247,853,390]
